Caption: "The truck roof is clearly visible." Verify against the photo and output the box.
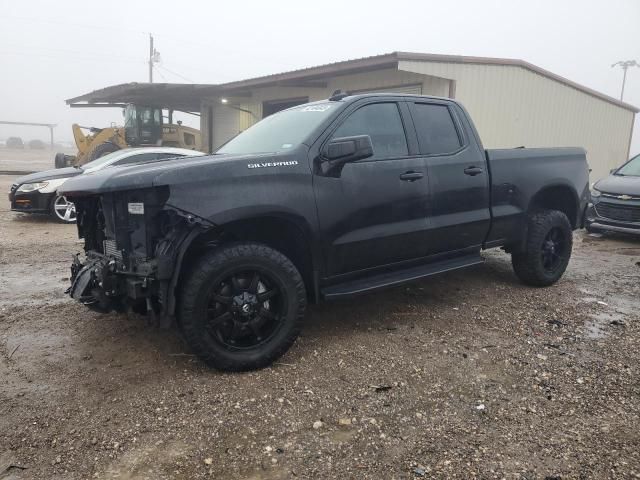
[325,92,457,104]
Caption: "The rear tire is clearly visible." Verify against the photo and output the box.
[87,142,120,162]
[511,209,572,287]
[54,152,68,169]
[178,242,306,371]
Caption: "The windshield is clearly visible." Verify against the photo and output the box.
[616,153,640,176]
[217,103,337,155]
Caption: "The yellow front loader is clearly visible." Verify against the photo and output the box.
[54,104,201,168]
[54,124,128,168]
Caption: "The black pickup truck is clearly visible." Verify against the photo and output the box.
[59,93,589,371]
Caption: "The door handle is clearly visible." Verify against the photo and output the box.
[464,166,484,176]
[399,171,424,182]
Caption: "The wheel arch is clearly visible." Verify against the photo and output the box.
[176,213,321,306]
[527,183,580,228]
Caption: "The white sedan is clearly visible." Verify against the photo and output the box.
[9,147,205,223]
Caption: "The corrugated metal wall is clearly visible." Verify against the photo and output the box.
[201,68,451,151]
[399,60,635,180]
[201,61,634,181]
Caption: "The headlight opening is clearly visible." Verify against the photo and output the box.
[17,182,49,193]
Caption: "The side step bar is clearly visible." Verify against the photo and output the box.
[322,254,484,300]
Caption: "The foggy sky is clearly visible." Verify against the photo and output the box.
[1,0,639,159]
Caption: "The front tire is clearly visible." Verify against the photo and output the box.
[585,223,600,234]
[511,209,573,287]
[178,243,306,371]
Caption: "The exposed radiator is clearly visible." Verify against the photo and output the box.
[103,239,122,260]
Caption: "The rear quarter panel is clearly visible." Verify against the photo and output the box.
[485,147,589,246]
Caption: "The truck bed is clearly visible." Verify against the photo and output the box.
[484,147,589,248]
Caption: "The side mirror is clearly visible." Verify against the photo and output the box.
[321,135,373,176]
[610,168,617,174]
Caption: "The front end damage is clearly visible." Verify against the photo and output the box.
[67,187,213,326]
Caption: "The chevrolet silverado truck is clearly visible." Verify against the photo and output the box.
[59,93,589,371]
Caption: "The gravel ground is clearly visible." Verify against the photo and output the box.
[0,169,639,479]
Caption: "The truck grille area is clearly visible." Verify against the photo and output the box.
[103,239,122,260]
[595,202,640,223]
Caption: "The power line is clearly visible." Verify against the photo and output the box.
[0,15,145,36]
[1,19,202,84]
[2,42,143,62]
[155,67,168,82]
[157,64,196,83]
[1,16,245,83]
[0,15,212,54]
[0,49,146,64]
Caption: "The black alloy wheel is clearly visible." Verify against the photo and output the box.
[511,209,573,287]
[540,227,567,274]
[206,269,283,350]
[179,242,306,371]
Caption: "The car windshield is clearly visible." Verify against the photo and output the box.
[216,103,337,155]
[616,153,640,176]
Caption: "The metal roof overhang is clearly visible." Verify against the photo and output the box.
[65,83,224,112]
[218,53,400,93]
[66,52,638,113]
[65,54,402,110]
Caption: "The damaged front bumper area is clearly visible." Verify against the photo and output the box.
[66,187,212,325]
[67,251,165,314]
[68,252,121,308]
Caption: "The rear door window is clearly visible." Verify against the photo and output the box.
[331,103,408,160]
[411,103,462,155]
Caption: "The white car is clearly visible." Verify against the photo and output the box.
[9,147,205,223]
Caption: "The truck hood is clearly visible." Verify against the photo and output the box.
[58,152,297,196]
[594,174,640,196]
[15,166,82,186]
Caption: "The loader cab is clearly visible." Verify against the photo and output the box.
[123,104,163,146]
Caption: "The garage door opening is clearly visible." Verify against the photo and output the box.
[262,97,309,118]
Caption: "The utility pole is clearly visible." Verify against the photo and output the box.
[148,34,154,82]
[148,34,161,83]
[611,60,638,101]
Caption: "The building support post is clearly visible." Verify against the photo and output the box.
[207,105,214,153]
[149,34,154,83]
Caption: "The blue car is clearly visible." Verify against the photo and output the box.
[586,153,640,235]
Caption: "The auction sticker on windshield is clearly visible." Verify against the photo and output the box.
[301,105,332,112]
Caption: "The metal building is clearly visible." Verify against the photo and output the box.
[67,52,637,180]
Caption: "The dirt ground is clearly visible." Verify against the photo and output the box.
[1,156,639,479]
[0,147,71,175]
